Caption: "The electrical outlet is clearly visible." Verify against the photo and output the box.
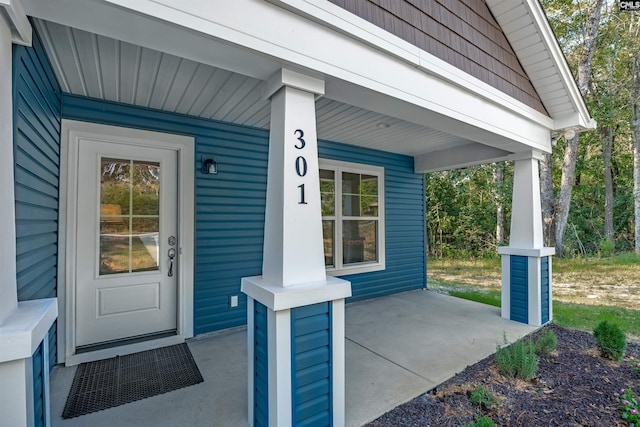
[230,295,239,308]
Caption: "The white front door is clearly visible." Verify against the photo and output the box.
[75,138,178,348]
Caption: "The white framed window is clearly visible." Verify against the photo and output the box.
[320,159,385,275]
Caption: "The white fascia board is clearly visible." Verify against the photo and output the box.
[325,77,552,155]
[95,0,553,151]
[521,0,593,131]
[268,0,554,127]
[0,0,32,45]
[415,145,547,173]
[266,0,422,65]
[415,143,511,173]
[554,112,597,132]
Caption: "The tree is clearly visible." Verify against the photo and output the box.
[494,164,506,245]
[633,53,640,251]
[553,0,604,255]
[540,151,555,247]
[426,163,512,258]
[425,3,640,258]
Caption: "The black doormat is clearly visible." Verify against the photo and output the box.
[62,343,203,418]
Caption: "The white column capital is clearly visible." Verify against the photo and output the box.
[507,150,545,163]
[0,0,32,45]
[263,68,325,100]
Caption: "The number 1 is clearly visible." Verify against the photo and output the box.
[298,183,307,204]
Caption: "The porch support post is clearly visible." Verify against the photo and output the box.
[242,68,351,427]
[0,7,57,427]
[0,0,19,327]
[498,151,554,326]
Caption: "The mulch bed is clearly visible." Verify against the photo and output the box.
[366,324,640,427]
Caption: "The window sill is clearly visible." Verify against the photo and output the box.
[326,263,385,277]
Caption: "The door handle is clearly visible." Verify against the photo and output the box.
[168,248,176,277]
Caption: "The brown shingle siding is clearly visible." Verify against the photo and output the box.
[327,0,547,115]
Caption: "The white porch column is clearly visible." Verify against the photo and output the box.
[498,152,554,326]
[242,69,351,427]
[0,0,19,326]
[0,5,57,427]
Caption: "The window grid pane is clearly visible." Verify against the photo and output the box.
[321,165,382,271]
[323,220,335,267]
[343,220,377,265]
[99,158,161,275]
[320,169,335,216]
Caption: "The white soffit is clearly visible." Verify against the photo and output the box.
[486,0,593,130]
[33,19,468,157]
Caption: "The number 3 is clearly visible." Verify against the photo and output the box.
[294,129,305,149]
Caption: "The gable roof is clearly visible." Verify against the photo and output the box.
[486,0,594,131]
[324,0,593,133]
[266,0,593,135]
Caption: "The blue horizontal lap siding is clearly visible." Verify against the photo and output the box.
[62,95,426,333]
[62,95,267,334]
[541,257,550,324]
[32,342,45,427]
[291,302,332,427]
[510,256,528,323]
[13,30,61,375]
[318,142,426,300]
[254,302,268,427]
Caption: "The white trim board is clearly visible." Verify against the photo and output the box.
[267,0,553,126]
[26,0,553,154]
[58,120,195,365]
[106,0,553,152]
[319,158,385,276]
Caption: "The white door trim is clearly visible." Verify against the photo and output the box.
[58,119,195,366]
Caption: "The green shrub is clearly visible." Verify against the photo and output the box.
[599,239,615,257]
[469,385,499,409]
[462,416,496,427]
[534,329,558,355]
[593,320,626,361]
[495,336,538,380]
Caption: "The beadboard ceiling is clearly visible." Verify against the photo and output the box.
[34,19,468,156]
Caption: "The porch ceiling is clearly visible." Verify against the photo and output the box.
[34,19,473,158]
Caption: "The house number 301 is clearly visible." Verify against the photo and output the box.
[294,129,308,205]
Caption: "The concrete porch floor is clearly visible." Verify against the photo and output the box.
[49,290,537,427]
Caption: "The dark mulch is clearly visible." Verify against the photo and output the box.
[366,325,640,427]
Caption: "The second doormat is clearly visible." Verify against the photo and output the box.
[62,343,203,418]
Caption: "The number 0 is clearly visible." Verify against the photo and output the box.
[295,156,307,177]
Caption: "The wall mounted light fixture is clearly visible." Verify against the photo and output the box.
[202,157,218,175]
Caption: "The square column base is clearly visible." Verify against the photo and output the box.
[242,276,351,427]
[0,298,57,426]
[498,247,554,326]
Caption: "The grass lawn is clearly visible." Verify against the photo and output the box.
[428,253,640,341]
